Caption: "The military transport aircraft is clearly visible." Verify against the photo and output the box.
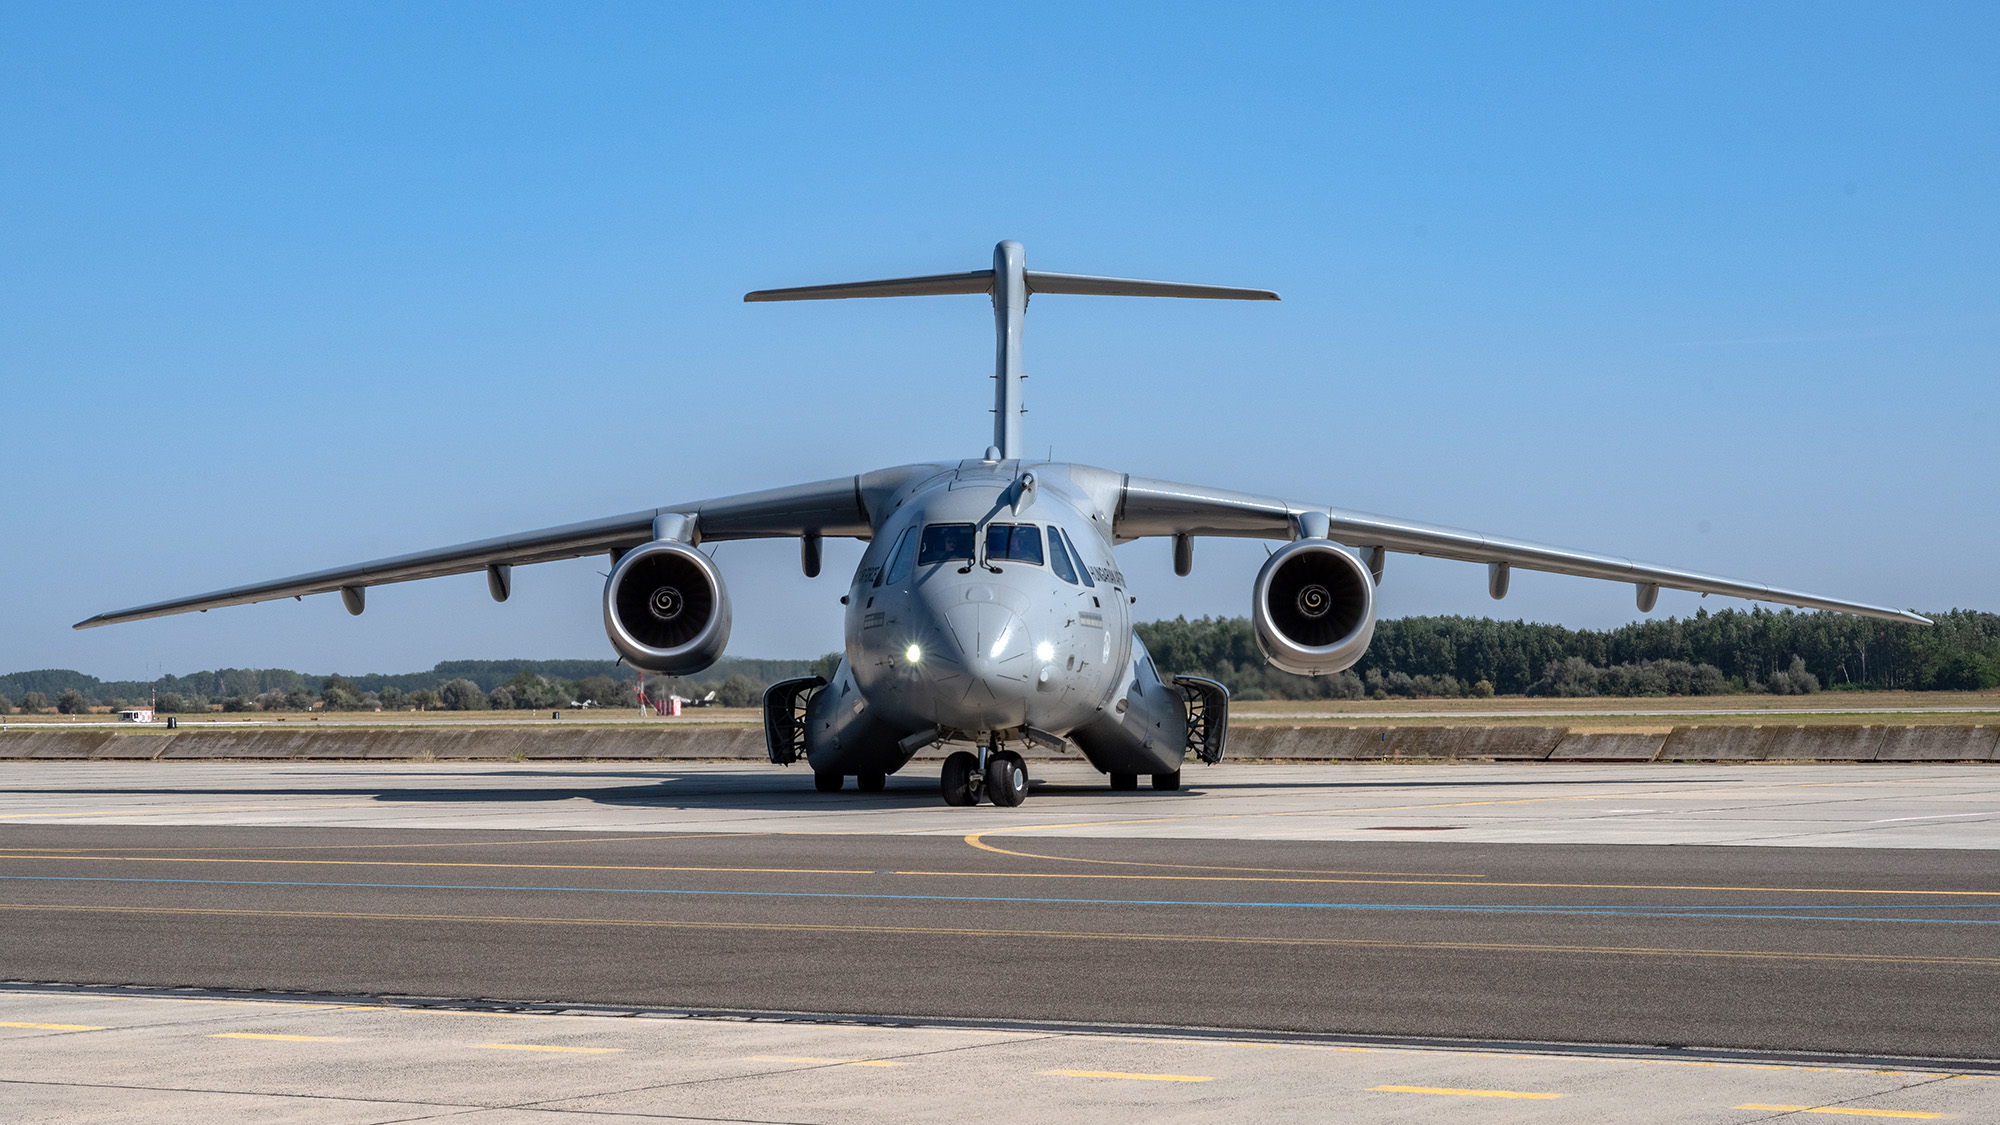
[77,242,1928,806]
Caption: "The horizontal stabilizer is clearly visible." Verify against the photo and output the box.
[744,268,1279,303]
[744,270,994,302]
[1024,271,1278,301]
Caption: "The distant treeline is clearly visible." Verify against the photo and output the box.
[1138,608,2000,700]
[0,656,828,713]
[6,608,1995,713]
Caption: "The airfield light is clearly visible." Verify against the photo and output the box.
[1035,641,1055,662]
[905,643,922,664]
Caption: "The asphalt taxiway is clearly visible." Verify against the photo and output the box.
[2,760,1996,1120]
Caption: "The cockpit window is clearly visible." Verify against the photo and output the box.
[1061,528,1097,587]
[877,527,917,586]
[986,523,1044,565]
[917,523,977,566]
[1047,527,1079,584]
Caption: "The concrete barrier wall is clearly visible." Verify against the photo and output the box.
[0,724,1992,763]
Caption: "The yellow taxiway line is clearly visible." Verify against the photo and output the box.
[3,901,1995,967]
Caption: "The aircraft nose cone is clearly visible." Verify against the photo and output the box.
[931,600,1033,728]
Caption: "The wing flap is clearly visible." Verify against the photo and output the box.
[74,475,879,630]
[1118,475,1928,625]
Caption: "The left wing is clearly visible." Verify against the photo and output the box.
[74,475,885,629]
[1116,474,1929,625]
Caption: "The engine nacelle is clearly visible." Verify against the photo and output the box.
[1252,539,1377,675]
[603,540,731,674]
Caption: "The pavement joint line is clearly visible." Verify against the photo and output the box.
[1735,1105,1944,1119]
[474,1042,622,1053]
[1372,1084,1562,1099]
[210,1032,349,1042]
[6,982,1999,1076]
[7,902,1999,966]
[744,1055,902,1067]
[1043,1069,1214,1082]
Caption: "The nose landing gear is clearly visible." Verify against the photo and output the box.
[985,751,1028,807]
[940,751,979,806]
[939,739,1031,807]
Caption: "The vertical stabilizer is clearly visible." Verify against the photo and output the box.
[744,244,1278,460]
[990,241,1027,458]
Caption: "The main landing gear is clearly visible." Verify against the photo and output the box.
[814,770,889,793]
[939,741,1029,807]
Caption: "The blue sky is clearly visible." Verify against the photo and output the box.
[3,2,1995,679]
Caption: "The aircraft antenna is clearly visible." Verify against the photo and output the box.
[745,242,1278,459]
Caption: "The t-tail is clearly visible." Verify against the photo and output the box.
[744,241,1279,459]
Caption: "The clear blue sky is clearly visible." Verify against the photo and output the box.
[4,2,1995,680]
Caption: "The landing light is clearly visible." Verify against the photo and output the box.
[905,644,923,664]
[1035,641,1055,662]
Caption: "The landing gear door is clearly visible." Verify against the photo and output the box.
[762,676,827,764]
[1173,675,1229,765]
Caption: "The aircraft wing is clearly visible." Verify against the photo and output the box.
[1115,474,1930,625]
[73,475,877,629]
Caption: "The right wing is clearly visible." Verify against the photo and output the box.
[74,474,892,630]
[1116,474,1929,625]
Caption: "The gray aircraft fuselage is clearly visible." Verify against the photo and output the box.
[804,458,1189,782]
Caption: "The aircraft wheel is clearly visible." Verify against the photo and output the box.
[940,751,979,806]
[813,770,844,793]
[1109,772,1138,791]
[986,751,1029,808]
[1151,770,1181,791]
[856,772,887,793]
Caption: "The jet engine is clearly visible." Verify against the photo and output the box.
[1252,539,1377,675]
[603,540,731,674]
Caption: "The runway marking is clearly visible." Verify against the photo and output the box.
[475,1043,621,1054]
[210,1032,348,1042]
[8,872,1999,925]
[0,1022,104,1031]
[0,855,878,876]
[746,1055,903,1067]
[4,902,1996,966]
[0,801,380,820]
[0,852,1491,887]
[1736,1106,1944,1119]
[8,872,1995,924]
[9,853,1996,900]
[956,838,2000,898]
[1043,1069,1213,1082]
[0,832,775,853]
[1372,1084,1561,1099]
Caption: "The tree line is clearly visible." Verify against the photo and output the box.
[0,656,827,714]
[1136,608,2000,700]
[5,608,1993,714]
